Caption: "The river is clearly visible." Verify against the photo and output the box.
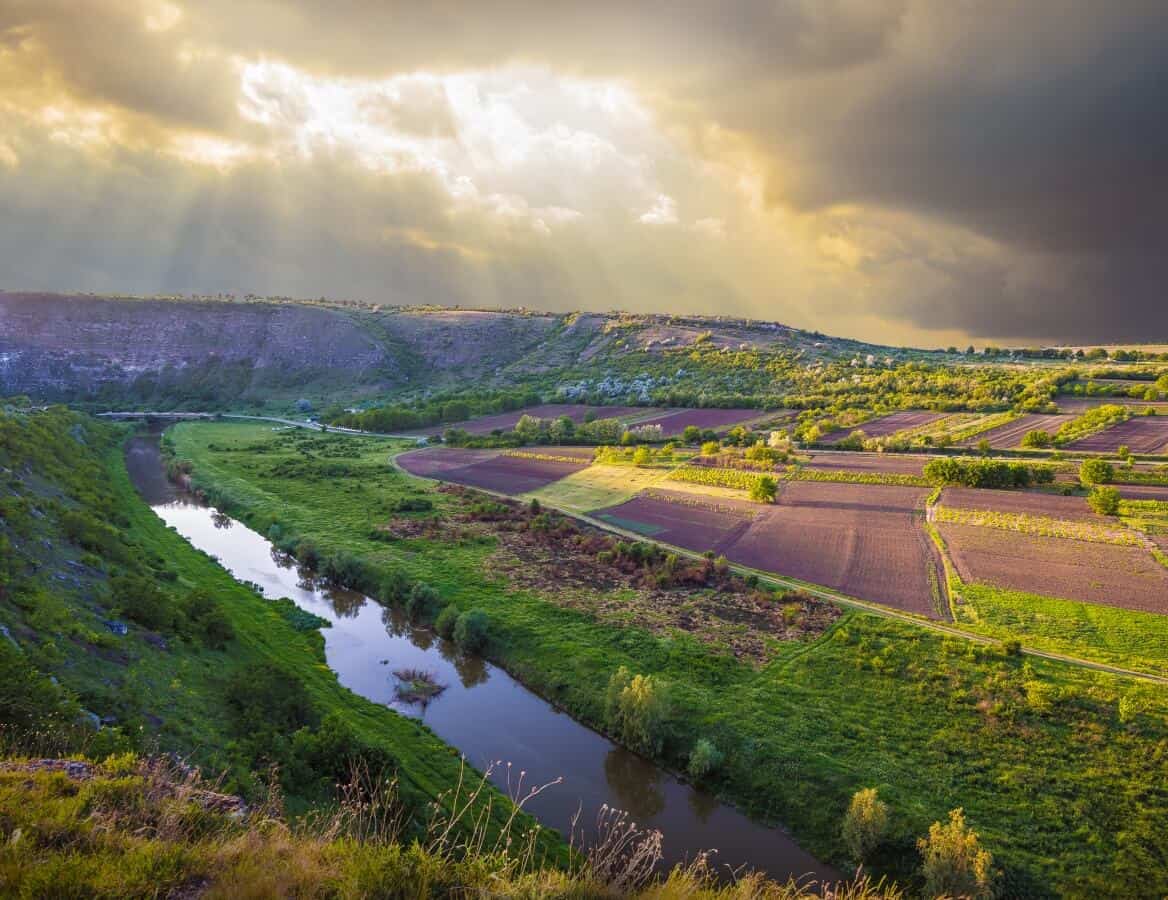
[124,433,835,884]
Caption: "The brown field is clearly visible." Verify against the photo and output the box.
[940,523,1168,613]
[598,481,941,618]
[397,447,588,493]
[955,413,1069,448]
[1115,484,1168,501]
[1057,396,1168,414]
[939,487,1101,521]
[400,404,656,437]
[804,452,927,475]
[595,488,756,549]
[819,411,945,443]
[633,407,767,435]
[1067,417,1168,454]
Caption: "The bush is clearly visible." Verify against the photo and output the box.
[918,808,996,900]
[1088,485,1122,516]
[435,604,459,640]
[682,425,701,444]
[842,787,890,865]
[453,610,489,653]
[749,475,778,503]
[405,583,440,621]
[687,738,723,779]
[700,441,721,456]
[179,589,234,649]
[1021,429,1052,448]
[1080,458,1115,486]
[378,569,411,604]
[111,574,176,632]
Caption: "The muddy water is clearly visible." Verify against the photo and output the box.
[125,434,836,884]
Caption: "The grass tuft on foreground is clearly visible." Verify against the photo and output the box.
[167,421,1168,897]
[0,753,900,899]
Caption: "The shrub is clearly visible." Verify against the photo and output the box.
[453,609,489,653]
[604,666,670,755]
[379,569,412,605]
[434,604,459,640]
[682,425,701,444]
[842,787,890,865]
[918,808,996,900]
[687,738,723,779]
[111,574,176,632]
[405,582,440,621]
[1021,429,1052,448]
[179,589,234,649]
[748,475,778,503]
[632,446,652,467]
[1087,485,1122,516]
[700,440,721,456]
[1080,458,1115,485]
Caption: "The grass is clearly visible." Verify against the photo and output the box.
[953,583,1168,677]
[167,421,1168,896]
[0,756,901,899]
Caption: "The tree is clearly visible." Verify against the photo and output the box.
[1079,458,1115,486]
[514,414,543,442]
[605,666,670,755]
[1021,429,1052,448]
[842,787,890,866]
[918,808,996,900]
[1088,485,1121,516]
[700,440,721,456]
[548,415,575,444]
[632,446,653,467]
[682,425,702,444]
[749,475,778,503]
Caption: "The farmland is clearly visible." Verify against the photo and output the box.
[1066,416,1168,453]
[939,523,1168,613]
[631,407,767,435]
[803,452,927,475]
[818,411,946,443]
[397,446,588,493]
[956,413,1069,448]
[938,487,1099,521]
[158,420,1168,894]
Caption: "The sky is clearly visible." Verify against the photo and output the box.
[1,1,1165,347]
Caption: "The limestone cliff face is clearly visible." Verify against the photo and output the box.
[0,293,574,400]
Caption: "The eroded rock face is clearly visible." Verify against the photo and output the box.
[0,293,570,400]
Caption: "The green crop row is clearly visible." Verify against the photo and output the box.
[934,505,1142,546]
[665,465,767,492]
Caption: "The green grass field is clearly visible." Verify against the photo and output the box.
[954,583,1168,676]
[522,462,676,512]
[167,421,1168,896]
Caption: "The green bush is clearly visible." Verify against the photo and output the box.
[1079,458,1115,486]
[111,574,176,633]
[453,610,489,653]
[405,583,440,621]
[687,738,723,779]
[1087,486,1121,516]
[435,604,459,640]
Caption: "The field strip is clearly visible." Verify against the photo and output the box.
[392,449,1168,685]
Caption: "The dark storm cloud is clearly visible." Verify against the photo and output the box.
[2,0,1166,343]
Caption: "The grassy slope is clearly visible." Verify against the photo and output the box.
[172,421,1168,897]
[0,409,555,855]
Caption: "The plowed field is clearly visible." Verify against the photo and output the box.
[819,411,945,444]
[1067,418,1168,454]
[940,523,1168,613]
[955,414,1069,448]
[397,447,589,493]
[939,488,1100,522]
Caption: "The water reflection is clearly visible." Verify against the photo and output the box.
[604,748,665,819]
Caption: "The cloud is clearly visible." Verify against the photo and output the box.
[639,195,678,226]
[0,0,1165,344]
